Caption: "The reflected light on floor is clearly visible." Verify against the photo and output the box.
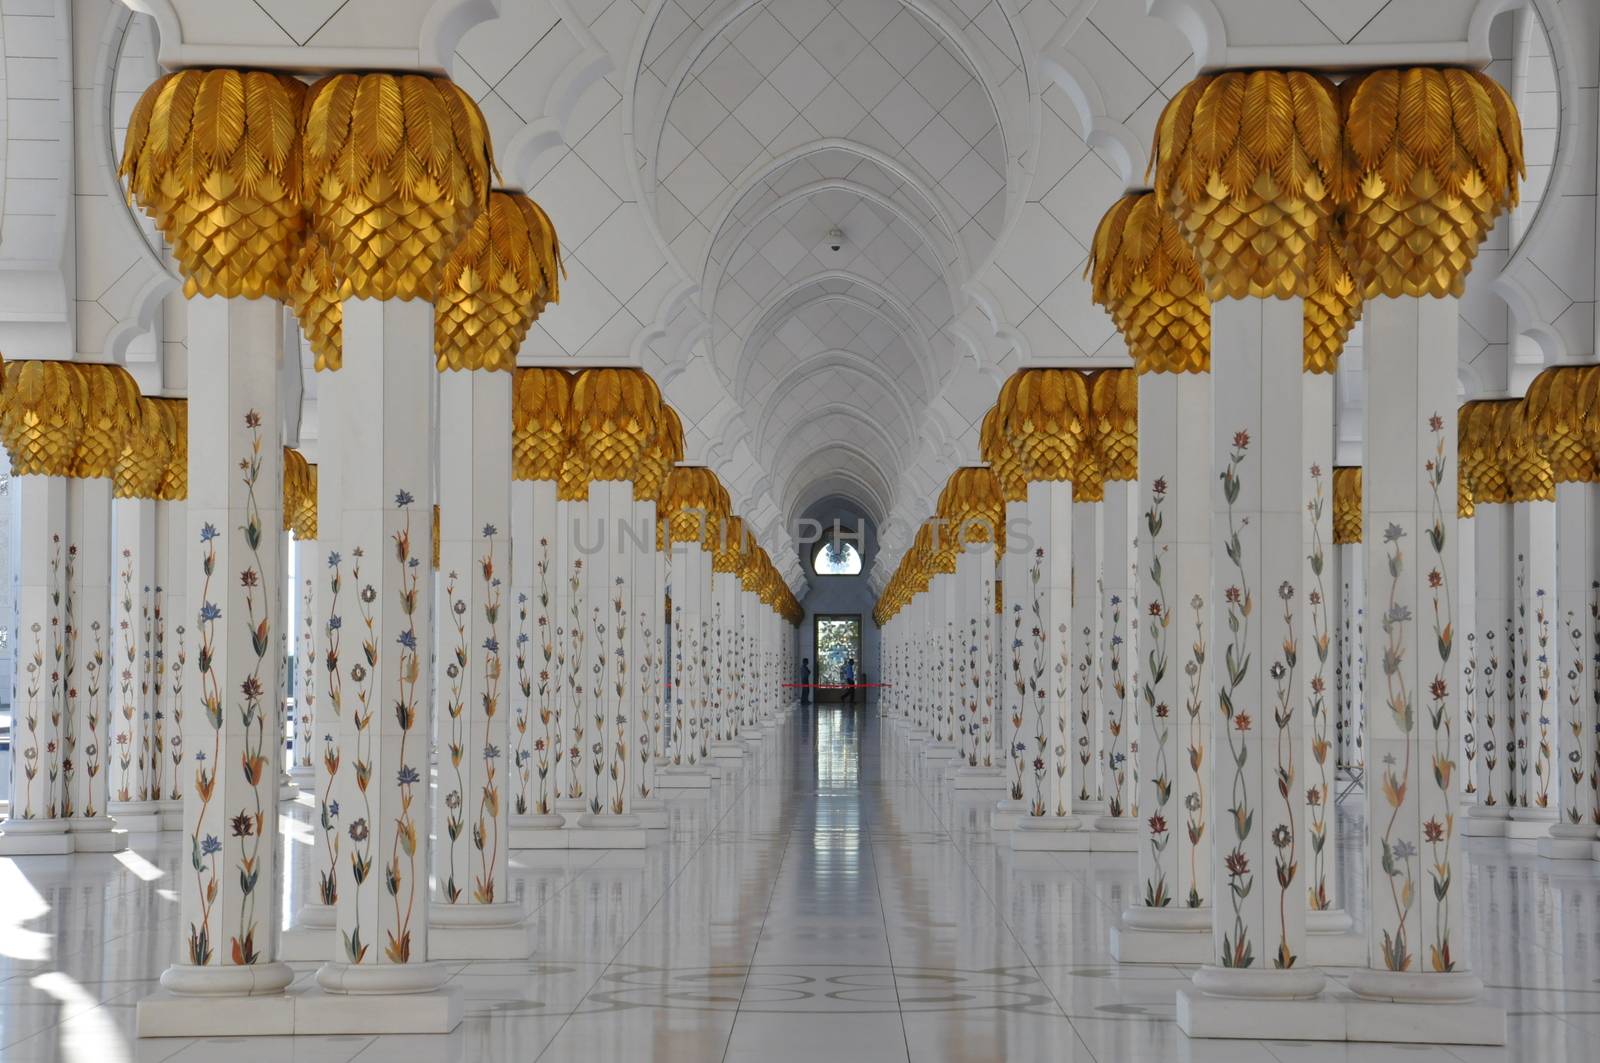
[0,859,52,961]
[30,972,130,1063]
[112,849,165,882]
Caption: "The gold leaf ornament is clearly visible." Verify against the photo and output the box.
[1522,365,1596,485]
[1152,70,1341,299]
[1089,368,1138,482]
[661,467,727,545]
[70,363,141,480]
[512,367,571,482]
[572,368,659,482]
[157,400,189,501]
[1003,368,1093,484]
[1339,68,1524,298]
[120,69,306,300]
[301,73,494,302]
[434,191,564,372]
[1087,192,1211,374]
[0,359,87,477]
[114,396,175,499]
[1302,225,1362,372]
[289,236,345,371]
[1331,466,1362,544]
[980,375,1027,503]
[1501,399,1555,503]
[635,403,685,504]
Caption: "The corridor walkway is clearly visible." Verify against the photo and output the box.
[0,706,1596,1061]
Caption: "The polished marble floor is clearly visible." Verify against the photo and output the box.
[0,705,1598,1061]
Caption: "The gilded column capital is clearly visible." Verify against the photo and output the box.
[157,399,189,501]
[435,191,563,372]
[512,366,571,483]
[120,69,307,300]
[1003,368,1092,485]
[572,368,659,483]
[0,359,87,477]
[69,362,141,480]
[1090,368,1138,483]
[634,404,684,504]
[1152,70,1341,299]
[301,72,493,302]
[1331,466,1361,544]
[1339,67,1524,298]
[980,385,1027,504]
[660,466,725,545]
[115,395,175,500]
[1088,191,1210,374]
[1523,365,1596,485]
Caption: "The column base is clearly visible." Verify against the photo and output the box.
[139,961,297,1034]
[1010,815,1087,851]
[0,818,76,855]
[1076,799,1110,819]
[108,800,164,834]
[922,742,957,760]
[1537,822,1596,860]
[1092,813,1140,834]
[428,901,536,959]
[277,775,299,803]
[1504,806,1558,838]
[631,799,669,830]
[1344,970,1504,1044]
[990,799,1026,832]
[1463,804,1509,837]
[281,903,337,961]
[710,741,744,759]
[656,766,712,789]
[301,962,462,1033]
[289,764,316,787]
[1110,906,1211,963]
[950,766,1005,791]
[158,800,185,831]
[67,818,128,853]
[522,813,648,849]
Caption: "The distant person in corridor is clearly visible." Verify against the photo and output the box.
[842,657,856,704]
[800,658,812,705]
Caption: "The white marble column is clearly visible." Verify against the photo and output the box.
[1096,479,1138,831]
[631,497,667,826]
[1302,374,1355,957]
[995,496,1031,828]
[1338,540,1366,773]
[1468,502,1515,828]
[710,563,743,758]
[1114,371,1213,962]
[1346,296,1497,1039]
[0,477,73,853]
[555,488,590,821]
[517,477,569,831]
[283,422,340,959]
[157,491,188,830]
[1012,478,1081,846]
[661,530,713,785]
[1183,298,1323,1014]
[312,298,449,1004]
[149,295,293,1009]
[65,478,122,850]
[109,495,163,832]
[952,539,999,789]
[431,368,530,955]
[1072,499,1104,816]
[1511,498,1557,825]
[1540,479,1599,857]
[291,536,319,789]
